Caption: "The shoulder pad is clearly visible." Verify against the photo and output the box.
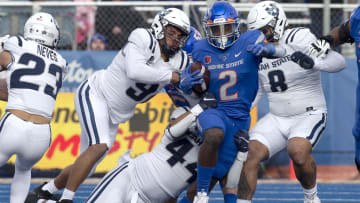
[3,36,24,53]
[242,30,265,45]
[283,28,316,48]
[128,28,157,54]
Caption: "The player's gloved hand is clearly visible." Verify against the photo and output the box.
[291,51,315,70]
[234,129,249,152]
[247,43,275,56]
[308,39,330,59]
[199,92,217,110]
[178,64,203,94]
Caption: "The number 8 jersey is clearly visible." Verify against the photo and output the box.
[256,28,327,116]
[3,36,68,120]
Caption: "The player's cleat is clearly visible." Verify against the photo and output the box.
[193,191,209,203]
[57,199,73,203]
[304,193,321,203]
[25,182,60,203]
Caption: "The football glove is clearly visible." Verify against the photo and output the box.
[234,129,249,153]
[199,92,217,110]
[291,51,315,70]
[308,39,330,59]
[247,43,275,56]
[178,64,203,94]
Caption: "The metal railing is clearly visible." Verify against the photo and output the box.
[0,1,357,52]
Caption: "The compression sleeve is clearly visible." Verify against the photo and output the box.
[313,50,346,72]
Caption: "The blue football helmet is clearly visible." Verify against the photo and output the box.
[183,26,202,54]
[203,1,240,50]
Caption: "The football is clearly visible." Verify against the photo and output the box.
[190,62,210,95]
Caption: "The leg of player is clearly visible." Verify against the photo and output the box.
[353,84,360,172]
[179,178,219,203]
[237,140,269,202]
[194,128,224,202]
[287,137,320,203]
[60,144,108,201]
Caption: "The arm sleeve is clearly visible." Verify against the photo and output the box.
[251,80,264,109]
[313,50,346,72]
[123,29,173,84]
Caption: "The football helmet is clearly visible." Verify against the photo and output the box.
[203,1,240,50]
[247,1,288,42]
[151,8,190,47]
[24,12,60,48]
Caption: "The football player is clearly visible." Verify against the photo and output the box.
[179,1,285,203]
[237,1,346,203]
[307,5,360,176]
[27,8,200,203]
[0,12,68,203]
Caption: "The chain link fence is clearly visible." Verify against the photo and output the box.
[0,1,357,55]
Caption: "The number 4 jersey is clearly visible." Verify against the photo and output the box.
[3,36,67,120]
[131,129,201,201]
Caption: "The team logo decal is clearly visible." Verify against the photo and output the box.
[265,4,279,17]
[204,56,211,64]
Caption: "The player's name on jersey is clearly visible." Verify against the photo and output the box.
[37,44,58,62]
[260,55,292,71]
[208,59,244,70]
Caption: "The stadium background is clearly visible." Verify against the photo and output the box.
[0,0,358,181]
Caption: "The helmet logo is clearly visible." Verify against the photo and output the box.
[36,16,43,21]
[265,4,279,17]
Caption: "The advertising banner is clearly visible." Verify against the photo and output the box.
[3,93,257,173]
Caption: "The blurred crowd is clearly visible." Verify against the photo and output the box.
[0,0,357,50]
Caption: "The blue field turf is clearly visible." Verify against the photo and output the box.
[1,180,360,202]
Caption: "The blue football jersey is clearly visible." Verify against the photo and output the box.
[351,5,360,79]
[192,30,265,120]
[350,6,360,138]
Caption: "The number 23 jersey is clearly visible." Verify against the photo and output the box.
[3,36,67,120]
[257,28,326,116]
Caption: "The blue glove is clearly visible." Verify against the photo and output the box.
[291,51,314,69]
[247,43,275,56]
[234,130,249,153]
[178,64,203,94]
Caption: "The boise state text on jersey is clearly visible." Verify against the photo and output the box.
[192,30,265,120]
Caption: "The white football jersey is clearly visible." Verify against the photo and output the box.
[257,28,327,116]
[3,36,67,120]
[90,28,189,124]
[132,131,201,201]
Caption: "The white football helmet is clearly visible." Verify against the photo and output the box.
[151,8,190,46]
[24,12,60,48]
[247,1,288,41]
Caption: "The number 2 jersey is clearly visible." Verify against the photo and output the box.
[256,28,344,116]
[88,28,189,124]
[131,123,201,201]
[3,36,67,120]
[191,30,264,120]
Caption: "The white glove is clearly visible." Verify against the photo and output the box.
[0,35,10,53]
[308,39,330,59]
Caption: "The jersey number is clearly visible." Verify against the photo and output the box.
[268,70,288,92]
[219,70,238,101]
[10,53,62,99]
[166,139,197,183]
[126,83,159,101]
